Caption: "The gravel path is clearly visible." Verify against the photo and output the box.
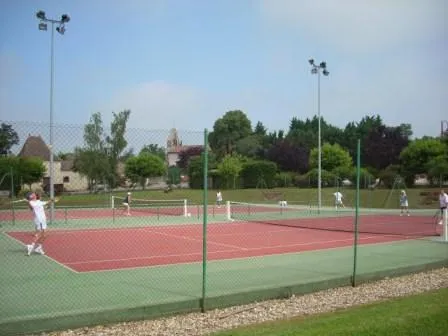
[34,268,448,336]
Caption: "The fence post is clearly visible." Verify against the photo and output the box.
[352,139,361,287]
[201,129,209,313]
[10,167,16,226]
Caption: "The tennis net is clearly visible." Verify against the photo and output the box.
[111,196,189,217]
[226,201,441,237]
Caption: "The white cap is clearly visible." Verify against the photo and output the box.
[127,192,131,195]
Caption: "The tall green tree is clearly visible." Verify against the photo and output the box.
[140,144,165,161]
[0,123,19,156]
[106,110,131,183]
[125,153,166,189]
[0,157,45,194]
[399,138,446,184]
[74,110,131,189]
[217,154,244,189]
[208,110,252,158]
[309,143,352,172]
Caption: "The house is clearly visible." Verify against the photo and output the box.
[18,135,88,192]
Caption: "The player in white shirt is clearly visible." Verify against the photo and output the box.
[438,189,448,225]
[334,191,345,209]
[399,190,410,216]
[216,191,223,208]
[25,192,55,256]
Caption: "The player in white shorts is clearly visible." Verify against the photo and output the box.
[26,192,54,256]
[334,191,345,209]
[438,189,448,225]
[399,190,410,216]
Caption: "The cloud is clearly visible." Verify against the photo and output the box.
[259,0,444,53]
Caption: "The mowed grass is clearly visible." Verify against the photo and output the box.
[211,288,448,336]
[16,187,439,209]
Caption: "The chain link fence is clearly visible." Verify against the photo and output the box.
[1,120,447,335]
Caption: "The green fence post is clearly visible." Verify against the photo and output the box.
[352,139,361,287]
[10,167,15,226]
[201,129,209,313]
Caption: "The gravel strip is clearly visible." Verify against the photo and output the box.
[35,268,448,336]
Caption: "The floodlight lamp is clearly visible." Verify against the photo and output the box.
[308,58,314,65]
[323,70,329,76]
[311,68,318,74]
[319,61,326,69]
[38,22,48,31]
[61,14,70,23]
[36,10,46,20]
[56,25,65,35]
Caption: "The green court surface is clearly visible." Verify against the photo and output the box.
[0,214,447,336]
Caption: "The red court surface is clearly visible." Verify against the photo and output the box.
[6,221,414,273]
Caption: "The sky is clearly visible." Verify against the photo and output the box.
[0,0,447,149]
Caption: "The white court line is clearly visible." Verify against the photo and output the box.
[65,248,234,265]
[146,228,248,251]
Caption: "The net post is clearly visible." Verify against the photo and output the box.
[443,209,448,242]
[183,199,188,217]
[226,201,231,221]
[111,195,114,209]
[352,139,361,287]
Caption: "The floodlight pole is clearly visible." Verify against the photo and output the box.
[309,59,329,211]
[36,11,70,224]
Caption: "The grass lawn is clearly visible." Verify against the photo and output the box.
[211,288,448,336]
[9,187,440,209]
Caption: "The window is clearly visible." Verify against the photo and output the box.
[63,176,70,183]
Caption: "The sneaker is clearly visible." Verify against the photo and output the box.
[26,244,33,256]
[34,246,45,255]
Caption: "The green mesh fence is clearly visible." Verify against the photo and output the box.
[0,121,447,336]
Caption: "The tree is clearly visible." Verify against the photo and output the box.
[83,112,105,151]
[399,138,446,182]
[177,146,203,169]
[106,110,131,183]
[309,143,353,172]
[217,154,244,189]
[18,157,46,188]
[140,144,165,161]
[426,153,448,186]
[266,140,309,173]
[362,125,409,171]
[0,123,19,156]
[73,148,111,190]
[0,157,45,194]
[74,110,131,189]
[253,121,267,137]
[235,135,263,158]
[125,153,166,189]
[341,115,383,159]
[208,110,252,158]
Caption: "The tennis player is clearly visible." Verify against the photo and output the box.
[438,189,448,225]
[216,190,223,208]
[122,192,132,216]
[399,190,410,216]
[334,191,345,209]
[25,192,54,256]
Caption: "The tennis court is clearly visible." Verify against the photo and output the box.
[1,200,447,336]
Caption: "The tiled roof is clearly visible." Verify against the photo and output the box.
[18,135,53,161]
